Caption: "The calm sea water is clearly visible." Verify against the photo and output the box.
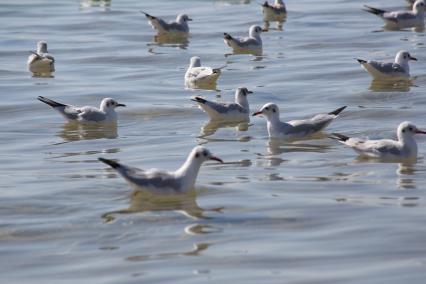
[1,0,426,283]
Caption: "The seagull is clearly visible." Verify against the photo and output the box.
[37,96,125,124]
[191,87,252,122]
[262,0,287,22]
[330,121,426,160]
[27,41,55,75]
[140,11,192,35]
[363,0,425,28]
[252,103,347,139]
[356,50,417,80]
[98,146,223,194]
[185,56,225,88]
[223,25,264,54]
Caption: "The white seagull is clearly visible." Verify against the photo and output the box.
[331,121,426,160]
[253,103,347,139]
[191,87,252,122]
[262,0,287,22]
[185,56,225,88]
[37,96,125,124]
[98,146,223,194]
[27,41,55,75]
[224,25,264,54]
[357,50,417,80]
[363,0,425,29]
[140,11,192,35]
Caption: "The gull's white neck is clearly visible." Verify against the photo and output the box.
[395,57,410,74]
[413,5,425,16]
[398,133,418,157]
[100,105,118,121]
[250,31,262,42]
[37,46,48,54]
[235,94,249,110]
[174,155,202,190]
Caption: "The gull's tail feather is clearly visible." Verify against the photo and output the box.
[98,157,122,169]
[357,58,367,64]
[362,5,386,16]
[223,33,233,40]
[140,11,156,19]
[37,96,66,108]
[330,133,350,142]
[191,96,207,104]
[328,106,347,116]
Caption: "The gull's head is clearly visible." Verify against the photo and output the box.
[249,25,264,37]
[275,0,285,5]
[190,146,223,164]
[252,102,279,119]
[413,0,425,12]
[395,50,417,64]
[235,87,253,100]
[37,41,48,53]
[177,14,192,23]
[398,121,426,140]
[189,56,201,68]
[100,98,126,111]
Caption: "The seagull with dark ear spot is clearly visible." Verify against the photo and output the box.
[253,103,347,139]
[27,41,55,75]
[191,87,253,122]
[140,11,192,35]
[98,146,223,194]
[223,25,264,55]
[37,96,125,124]
[185,56,225,88]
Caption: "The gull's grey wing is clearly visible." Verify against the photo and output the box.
[368,61,406,74]
[375,144,402,155]
[287,113,334,134]
[166,22,188,32]
[205,101,246,114]
[234,37,261,49]
[385,11,416,22]
[78,106,107,122]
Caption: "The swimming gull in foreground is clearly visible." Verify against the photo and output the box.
[356,50,417,80]
[363,0,425,28]
[27,41,55,75]
[185,56,225,88]
[98,146,223,194]
[224,25,264,54]
[330,121,426,160]
[37,96,125,124]
[262,0,287,22]
[252,103,347,139]
[191,87,252,121]
[140,11,192,35]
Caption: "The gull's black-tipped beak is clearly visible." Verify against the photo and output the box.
[409,55,417,61]
[252,111,262,116]
[117,103,126,107]
[415,129,426,134]
[261,28,268,32]
[247,90,253,94]
[210,156,223,163]
[187,18,193,21]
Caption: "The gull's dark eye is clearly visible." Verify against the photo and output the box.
[402,129,406,133]
[409,127,413,131]
[265,107,269,111]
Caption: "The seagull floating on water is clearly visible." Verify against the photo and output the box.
[357,50,417,80]
[27,41,55,75]
[331,121,426,160]
[37,96,125,124]
[140,11,192,35]
[253,103,347,139]
[262,0,287,22]
[185,56,224,88]
[224,25,264,54]
[363,0,425,29]
[191,87,252,122]
[98,146,223,194]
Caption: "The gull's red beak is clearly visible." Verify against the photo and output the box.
[252,111,262,116]
[415,129,426,134]
[210,156,223,163]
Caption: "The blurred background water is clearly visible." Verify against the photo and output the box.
[1,0,426,283]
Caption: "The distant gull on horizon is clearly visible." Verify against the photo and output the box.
[27,41,55,75]
[253,103,347,139]
[140,11,192,35]
[37,96,125,124]
[98,146,223,194]
[356,50,417,80]
[330,121,426,160]
[191,87,252,122]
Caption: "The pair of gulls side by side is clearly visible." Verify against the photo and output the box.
[262,0,287,22]
[27,41,55,75]
[357,50,417,80]
[363,0,425,29]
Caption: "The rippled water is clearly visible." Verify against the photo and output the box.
[1,0,426,283]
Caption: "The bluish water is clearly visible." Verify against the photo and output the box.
[1,0,426,283]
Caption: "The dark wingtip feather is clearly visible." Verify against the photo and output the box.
[357,59,367,64]
[329,106,347,116]
[37,96,66,108]
[191,96,207,104]
[362,5,385,15]
[330,133,350,142]
[140,10,155,19]
[223,33,232,40]
[98,157,121,169]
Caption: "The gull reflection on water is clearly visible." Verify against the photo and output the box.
[369,79,414,92]
[198,120,250,138]
[102,190,224,222]
[57,121,118,142]
[79,0,111,10]
[147,33,189,50]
